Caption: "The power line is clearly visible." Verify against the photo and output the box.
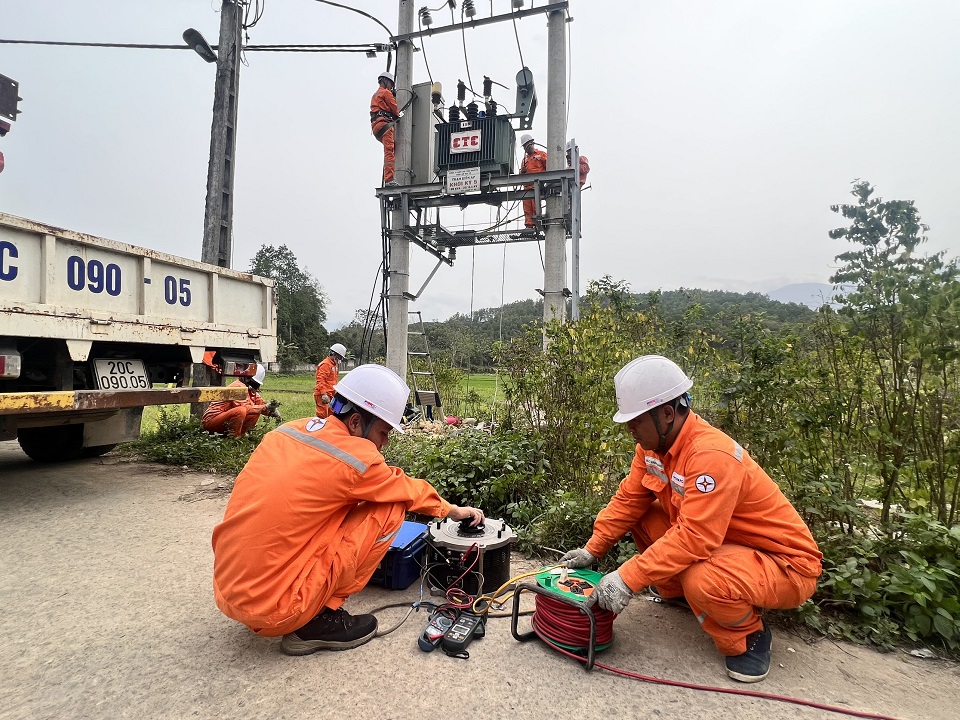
[460,5,475,95]
[0,38,383,53]
[417,13,436,87]
[310,0,393,41]
[243,0,266,30]
[511,10,525,71]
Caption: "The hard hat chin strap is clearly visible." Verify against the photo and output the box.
[650,408,673,455]
[331,396,376,438]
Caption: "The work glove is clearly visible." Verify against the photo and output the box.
[560,547,596,569]
[320,393,331,405]
[263,399,282,419]
[585,570,633,615]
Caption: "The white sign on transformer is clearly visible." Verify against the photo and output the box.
[450,129,482,154]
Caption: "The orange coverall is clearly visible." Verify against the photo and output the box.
[520,147,548,227]
[370,86,400,184]
[584,413,822,656]
[577,155,590,186]
[212,415,452,636]
[201,379,266,437]
[313,355,340,418]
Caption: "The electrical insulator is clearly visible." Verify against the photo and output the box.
[483,75,493,99]
[485,99,497,117]
[449,105,461,123]
[466,101,478,120]
[513,0,524,8]
[457,80,467,104]
[463,0,476,18]
[419,7,432,26]
[431,82,443,107]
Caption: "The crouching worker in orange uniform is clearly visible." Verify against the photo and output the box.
[212,364,485,655]
[314,342,347,418]
[201,364,281,437]
[561,355,822,683]
[370,71,400,187]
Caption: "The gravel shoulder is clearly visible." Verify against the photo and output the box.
[1,440,957,720]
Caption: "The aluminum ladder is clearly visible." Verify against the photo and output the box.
[407,311,441,419]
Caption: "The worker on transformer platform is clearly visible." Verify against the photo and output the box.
[519,133,547,228]
[561,355,822,683]
[314,342,347,418]
[370,71,400,187]
[201,364,281,437]
[566,146,590,187]
[212,363,484,654]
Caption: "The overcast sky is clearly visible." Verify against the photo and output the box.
[2,1,958,328]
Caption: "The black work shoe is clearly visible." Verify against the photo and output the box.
[725,622,773,682]
[647,586,691,610]
[280,607,378,655]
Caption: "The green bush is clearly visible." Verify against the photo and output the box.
[814,513,960,652]
[384,428,549,519]
[124,408,273,475]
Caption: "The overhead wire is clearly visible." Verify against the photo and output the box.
[242,0,265,30]
[310,0,393,40]
[511,6,526,71]
[566,12,572,130]
[0,38,384,53]
[416,13,436,87]
[460,4,476,96]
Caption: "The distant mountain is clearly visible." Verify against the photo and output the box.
[767,283,839,309]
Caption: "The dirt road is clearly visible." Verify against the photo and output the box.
[1,440,957,720]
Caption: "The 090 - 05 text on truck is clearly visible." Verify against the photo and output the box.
[0,212,277,462]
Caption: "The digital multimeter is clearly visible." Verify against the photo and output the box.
[441,611,485,655]
[418,613,454,652]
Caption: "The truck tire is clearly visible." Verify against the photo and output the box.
[81,444,118,459]
[17,425,85,463]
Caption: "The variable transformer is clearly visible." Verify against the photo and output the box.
[428,516,517,595]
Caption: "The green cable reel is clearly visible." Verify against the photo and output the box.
[534,567,613,652]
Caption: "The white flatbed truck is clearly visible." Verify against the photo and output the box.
[0,212,277,461]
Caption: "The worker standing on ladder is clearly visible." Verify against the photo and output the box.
[314,343,347,418]
[370,71,400,187]
[567,145,590,187]
[519,134,547,228]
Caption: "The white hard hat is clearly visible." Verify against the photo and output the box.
[520,133,534,146]
[612,355,693,423]
[333,364,409,433]
[253,363,266,387]
[330,343,347,359]
[378,71,395,84]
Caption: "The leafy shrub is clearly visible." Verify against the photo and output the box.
[124,408,269,475]
[384,428,550,519]
[815,513,960,652]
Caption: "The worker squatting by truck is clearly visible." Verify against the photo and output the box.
[0,212,277,462]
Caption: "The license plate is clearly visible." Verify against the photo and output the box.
[93,359,150,390]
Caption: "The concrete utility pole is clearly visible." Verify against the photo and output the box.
[385,0,415,378]
[543,8,567,326]
[201,0,243,268]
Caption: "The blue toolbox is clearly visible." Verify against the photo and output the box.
[368,520,428,590]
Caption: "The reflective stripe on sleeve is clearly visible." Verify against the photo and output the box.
[277,426,369,474]
[376,528,400,544]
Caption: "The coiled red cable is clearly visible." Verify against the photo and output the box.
[529,592,902,720]
[531,593,615,648]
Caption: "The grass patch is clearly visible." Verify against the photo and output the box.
[125,408,274,475]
